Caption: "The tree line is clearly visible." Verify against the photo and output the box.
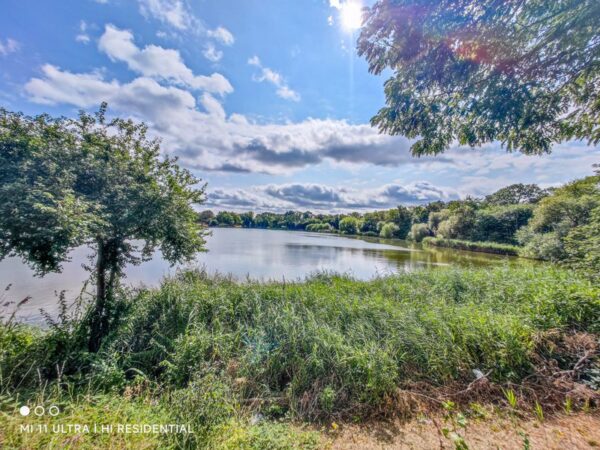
[200,174,600,275]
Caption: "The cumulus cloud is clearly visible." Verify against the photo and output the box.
[23,64,416,174]
[24,16,600,187]
[202,43,223,62]
[207,26,234,46]
[25,65,118,107]
[248,55,300,102]
[206,181,460,212]
[0,38,19,56]
[27,62,597,182]
[138,0,192,30]
[98,25,232,95]
[24,65,195,115]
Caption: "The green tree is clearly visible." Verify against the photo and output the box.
[436,205,478,240]
[240,211,255,228]
[565,205,600,280]
[485,184,548,206]
[358,0,600,155]
[216,211,239,226]
[411,205,429,224]
[517,175,600,260]
[393,206,412,239]
[473,204,535,244]
[379,222,399,238]
[198,210,215,224]
[360,213,380,234]
[0,105,207,351]
[409,223,431,242]
[339,217,360,235]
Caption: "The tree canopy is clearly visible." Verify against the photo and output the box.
[358,0,600,156]
[484,183,548,206]
[0,104,207,350]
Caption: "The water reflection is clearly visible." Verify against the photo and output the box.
[0,228,533,322]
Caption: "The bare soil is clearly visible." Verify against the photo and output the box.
[325,413,600,449]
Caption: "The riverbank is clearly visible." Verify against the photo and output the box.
[422,236,522,256]
[1,266,598,448]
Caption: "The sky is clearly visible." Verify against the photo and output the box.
[1,0,599,212]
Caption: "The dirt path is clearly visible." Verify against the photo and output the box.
[326,413,600,449]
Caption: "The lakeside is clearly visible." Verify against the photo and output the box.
[2,265,598,448]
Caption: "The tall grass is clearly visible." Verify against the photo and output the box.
[422,236,522,256]
[1,266,598,448]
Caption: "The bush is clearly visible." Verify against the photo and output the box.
[379,222,399,238]
[409,223,431,242]
[422,237,521,256]
[564,206,600,280]
[305,222,333,233]
[473,204,534,244]
[516,175,600,262]
[362,231,379,237]
[339,217,360,234]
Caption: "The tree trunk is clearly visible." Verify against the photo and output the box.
[88,239,107,352]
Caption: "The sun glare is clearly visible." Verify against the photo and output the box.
[340,1,363,31]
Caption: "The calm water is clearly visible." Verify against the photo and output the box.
[0,228,529,322]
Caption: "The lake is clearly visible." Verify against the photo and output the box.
[0,228,529,322]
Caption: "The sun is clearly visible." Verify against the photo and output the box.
[340,1,363,31]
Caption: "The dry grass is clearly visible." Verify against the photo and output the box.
[327,413,600,449]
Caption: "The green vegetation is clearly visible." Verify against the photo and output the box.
[358,0,600,156]
[423,237,521,256]
[203,176,600,276]
[379,222,398,238]
[0,105,207,352]
[2,266,599,448]
[517,175,600,276]
[338,216,360,235]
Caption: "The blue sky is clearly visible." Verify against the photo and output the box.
[1,0,599,212]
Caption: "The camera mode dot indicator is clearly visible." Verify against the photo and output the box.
[19,405,30,416]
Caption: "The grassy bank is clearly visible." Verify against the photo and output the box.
[423,236,522,256]
[1,266,599,448]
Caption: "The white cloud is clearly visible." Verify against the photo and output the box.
[202,43,223,62]
[23,64,417,174]
[207,26,234,46]
[138,0,192,30]
[23,64,600,186]
[247,55,300,102]
[200,93,225,119]
[276,86,301,102]
[207,181,460,212]
[76,20,90,44]
[25,65,118,107]
[329,0,342,10]
[98,24,232,95]
[0,38,19,56]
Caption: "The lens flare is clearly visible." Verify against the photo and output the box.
[340,1,363,31]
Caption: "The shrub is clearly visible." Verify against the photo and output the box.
[339,217,360,234]
[473,204,534,244]
[362,231,379,237]
[409,223,431,242]
[379,222,399,238]
[306,222,333,233]
[423,237,521,256]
